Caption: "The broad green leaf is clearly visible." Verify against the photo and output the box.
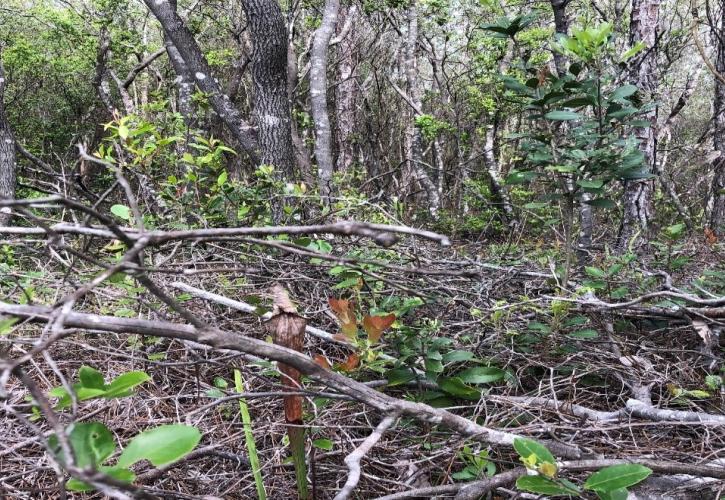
[0,317,18,335]
[516,475,580,496]
[513,438,555,465]
[385,367,417,386]
[66,467,135,492]
[545,110,582,121]
[610,85,638,101]
[103,371,151,398]
[110,204,131,221]
[78,366,105,390]
[217,170,228,186]
[586,198,617,209]
[50,423,116,469]
[118,124,129,140]
[568,329,599,339]
[585,266,606,278]
[312,438,334,451]
[584,464,652,492]
[577,179,604,189]
[457,366,505,384]
[442,350,476,363]
[116,425,201,468]
[437,377,481,400]
[598,488,629,500]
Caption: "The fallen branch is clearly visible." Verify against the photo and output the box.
[0,300,582,459]
[335,412,401,500]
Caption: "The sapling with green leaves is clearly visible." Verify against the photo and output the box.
[483,21,652,282]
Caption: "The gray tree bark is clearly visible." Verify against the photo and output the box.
[310,0,340,202]
[617,0,660,252]
[710,4,725,235]
[334,5,358,174]
[0,58,16,226]
[403,1,440,218]
[142,0,261,165]
[240,0,296,178]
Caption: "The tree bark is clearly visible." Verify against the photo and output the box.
[0,58,16,226]
[241,0,296,179]
[403,1,440,218]
[310,0,340,202]
[334,5,358,174]
[617,0,660,252]
[710,3,725,235]
[142,0,261,165]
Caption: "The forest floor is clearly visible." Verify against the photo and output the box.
[1,231,724,499]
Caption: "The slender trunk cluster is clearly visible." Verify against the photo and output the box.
[335,6,358,173]
[617,0,660,251]
[310,0,340,202]
[710,2,725,235]
[0,58,15,226]
[403,1,440,218]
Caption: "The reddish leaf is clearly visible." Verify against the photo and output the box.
[362,313,396,343]
[328,298,357,339]
[338,352,360,372]
[313,354,332,370]
[705,228,718,245]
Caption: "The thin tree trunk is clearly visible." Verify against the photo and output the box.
[617,0,660,251]
[482,123,514,222]
[310,0,340,202]
[0,58,16,226]
[403,1,440,218]
[288,39,312,183]
[710,4,725,235]
[241,0,296,179]
[142,0,261,165]
[334,5,358,173]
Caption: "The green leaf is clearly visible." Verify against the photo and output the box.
[585,266,606,278]
[438,377,481,400]
[0,317,18,335]
[585,198,617,209]
[49,423,116,469]
[457,366,505,384]
[621,41,645,61]
[568,329,599,339]
[116,425,201,468]
[103,371,151,398]
[584,464,652,492]
[66,467,135,492]
[513,438,555,465]
[516,476,579,496]
[385,367,417,386]
[545,110,582,121]
[442,350,476,363]
[577,179,604,190]
[217,170,228,186]
[118,124,129,140]
[110,204,131,221]
[610,85,638,101]
[598,488,629,500]
[78,366,105,390]
[312,438,334,451]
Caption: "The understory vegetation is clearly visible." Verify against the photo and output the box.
[0,0,724,499]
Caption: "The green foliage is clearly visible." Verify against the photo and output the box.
[49,422,200,492]
[512,439,652,498]
[49,366,150,410]
[234,369,267,500]
[452,445,496,480]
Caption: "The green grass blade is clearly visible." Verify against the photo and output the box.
[234,370,266,500]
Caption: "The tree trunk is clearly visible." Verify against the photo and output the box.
[241,0,296,179]
[334,5,358,173]
[0,58,16,226]
[142,0,261,165]
[310,0,340,202]
[617,0,660,252]
[710,4,725,235]
[403,1,440,218]
[550,0,570,77]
